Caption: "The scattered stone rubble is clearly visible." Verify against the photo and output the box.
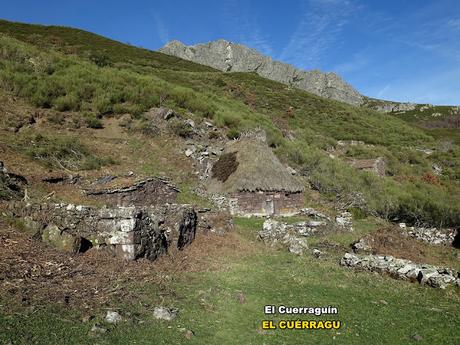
[340,253,460,289]
[399,223,457,246]
[259,208,350,255]
[335,211,353,231]
[184,142,224,180]
[9,202,197,261]
[259,219,323,255]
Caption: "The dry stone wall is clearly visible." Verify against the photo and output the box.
[10,202,197,261]
[341,253,460,289]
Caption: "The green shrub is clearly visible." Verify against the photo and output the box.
[168,119,193,138]
[12,131,112,170]
[47,112,66,125]
[226,128,240,140]
[84,114,103,129]
[54,93,79,111]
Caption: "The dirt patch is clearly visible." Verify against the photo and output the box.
[211,152,238,182]
[0,218,256,313]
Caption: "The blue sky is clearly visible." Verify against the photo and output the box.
[3,0,460,105]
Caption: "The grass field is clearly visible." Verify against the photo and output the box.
[1,220,459,345]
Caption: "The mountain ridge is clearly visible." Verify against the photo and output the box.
[159,39,364,106]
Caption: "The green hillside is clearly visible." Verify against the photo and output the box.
[0,20,459,345]
[1,20,459,226]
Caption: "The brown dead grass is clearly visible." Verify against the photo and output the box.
[367,227,459,269]
[0,219,255,313]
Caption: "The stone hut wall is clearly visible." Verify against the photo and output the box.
[85,178,179,207]
[230,191,303,216]
[10,202,196,261]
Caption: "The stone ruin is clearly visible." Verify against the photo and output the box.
[341,253,460,289]
[258,208,352,255]
[399,223,458,246]
[84,177,179,207]
[10,202,197,261]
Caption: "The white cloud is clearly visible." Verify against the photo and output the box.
[447,18,460,30]
[376,84,390,99]
[371,67,460,105]
[334,51,369,75]
[279,0,360,69]
[154,14,169,45]
[222,0,273,55]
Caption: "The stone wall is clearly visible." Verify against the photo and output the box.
[230,191,303,216]
[341,253,459,289]
[84,178,179,207]
[10,202,197,261]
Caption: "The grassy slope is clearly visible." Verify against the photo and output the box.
[0,19,214,72]
[1,220,459,345]
[1,20,459,226]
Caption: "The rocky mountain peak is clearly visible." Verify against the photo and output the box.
[159,39,364,106]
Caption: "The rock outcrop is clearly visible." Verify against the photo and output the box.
[340,253,460,289]
[10,202,197,260]
[160,40,364,106]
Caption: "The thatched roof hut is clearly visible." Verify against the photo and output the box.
[208,139,304,194]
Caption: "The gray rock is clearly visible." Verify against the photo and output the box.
[259,219,313,255]
[336,212,353,231]
[312,248,322,258]
[185,119,195,128]
[105,310,123,324]
[307,220,326,227]
[370,102,417,113]
[185,148,194,157]
[352,237,373,253]
[300,208,331,221]
[90,325,108,334]
[152,107,175,120]
[153,306,178,321]
[160,40,363,106]
[95,175,116,185]
[287,237,308,255]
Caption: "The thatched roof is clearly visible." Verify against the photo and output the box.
[207,139,304,193]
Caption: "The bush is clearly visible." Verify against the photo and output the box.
[168,119,193,138]
[12,132,112,170]
[84,114,103,129]
[226,128,240,140]
[54,93,79,111]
